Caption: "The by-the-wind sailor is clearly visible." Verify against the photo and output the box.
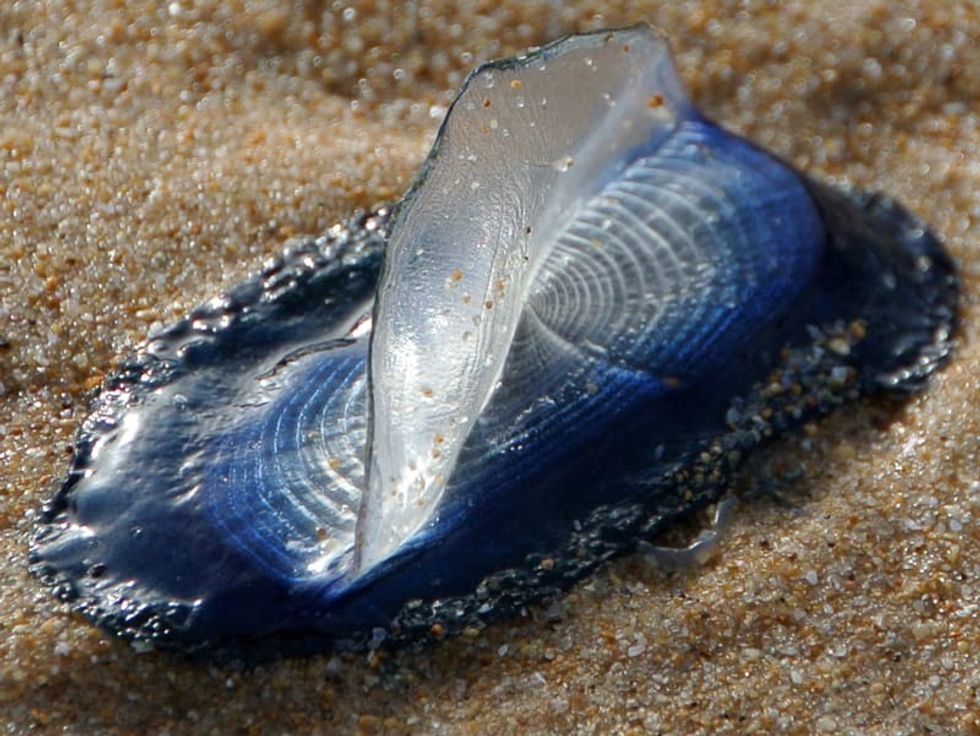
[31,26,957,654]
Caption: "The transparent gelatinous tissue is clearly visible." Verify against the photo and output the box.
[362,26,818,569]
[31,26,956,654]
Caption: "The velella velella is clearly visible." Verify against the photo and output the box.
[30,25,957,655]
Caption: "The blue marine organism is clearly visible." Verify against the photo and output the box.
[31,25,957,655]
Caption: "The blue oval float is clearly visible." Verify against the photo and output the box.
[31,26,957,655]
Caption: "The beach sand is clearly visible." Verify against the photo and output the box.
[1,1,977,733]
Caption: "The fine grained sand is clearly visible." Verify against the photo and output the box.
[0,1,976,733]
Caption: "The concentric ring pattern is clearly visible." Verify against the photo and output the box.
[439,118,823,525]
[204,348,368,580]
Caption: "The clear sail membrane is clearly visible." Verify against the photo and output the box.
[359,27,691,570]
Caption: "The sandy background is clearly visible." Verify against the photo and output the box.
[1,1,977,734]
